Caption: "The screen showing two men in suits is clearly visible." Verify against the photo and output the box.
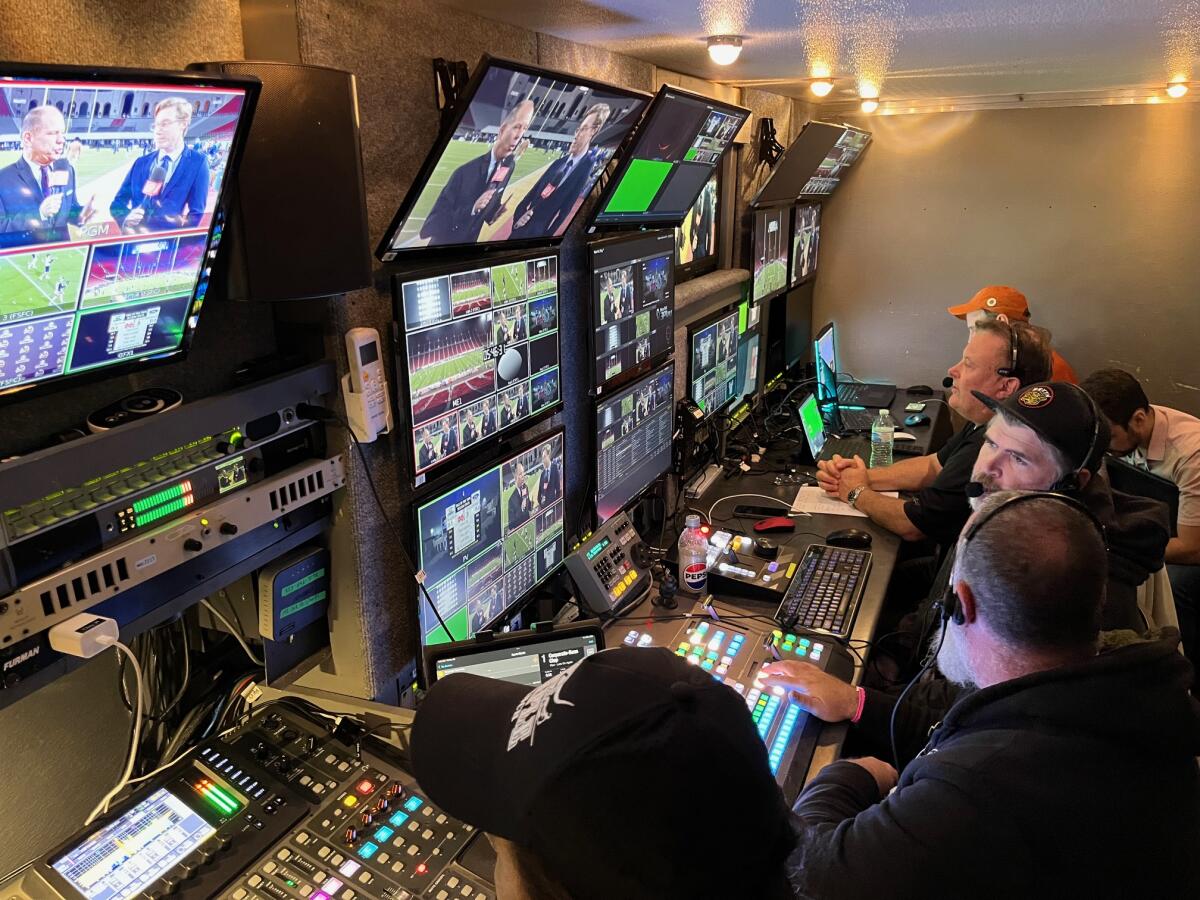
[382,63,647,253]
[0,78,247,395]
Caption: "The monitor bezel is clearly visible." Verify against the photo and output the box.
[586,84,749,231]
[0,61,261,407]
[586,228,676,397]
[750,203,792,305]
[592,358,676,526]
[686,302,741,419]
[375,54,651,263]
[675,163,723,284]
[390,246,564,493]
[749,120,846,207]
[410,424,568,649]
[813,320,838,404]
[789,201,821,288]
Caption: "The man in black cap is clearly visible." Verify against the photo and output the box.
[411,647,797,900]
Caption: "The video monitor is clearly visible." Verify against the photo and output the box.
[675,169,719,281]
[589,86,747,229]
[737,331,760,401]
[595,361,674,523]
[802,126,871,197]
[393,249,561,485]
[750,121,844,206]
[377,57,649,259]
[415,429,565,647]
[791,202,820,286]
[0,64,258,403]
[814,322,837,403]
[752,206,789,303]
[589,230,674,392]
[689,308,739,416]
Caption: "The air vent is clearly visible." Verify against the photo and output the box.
[38,555,133,616]
[269,471,326,512]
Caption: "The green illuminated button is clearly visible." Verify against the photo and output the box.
[782,643,794,652]
[799,638,811,646]
[785,634,797,643]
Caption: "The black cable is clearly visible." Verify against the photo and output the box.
[889,612,947,769]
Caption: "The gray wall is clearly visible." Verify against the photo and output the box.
[814,102,1200,416]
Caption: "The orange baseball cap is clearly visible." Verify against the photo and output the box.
[947,285,1031,321]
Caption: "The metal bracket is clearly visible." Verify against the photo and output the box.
[758,117,785,167]
[432,58,470,130]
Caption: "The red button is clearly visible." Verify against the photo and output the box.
[355,779,375,796]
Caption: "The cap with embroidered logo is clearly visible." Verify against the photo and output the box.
[947,285,1032,321]
[410,646,796,899]
[972,381,1111,474]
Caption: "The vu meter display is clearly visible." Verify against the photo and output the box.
[116,479,194,533]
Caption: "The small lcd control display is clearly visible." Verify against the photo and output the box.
[216,455,247,494]
[586,537,611,560]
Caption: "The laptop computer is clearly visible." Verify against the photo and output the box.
[798,391,872,463]
[814,322,896,415]
[1105,457,1179,537]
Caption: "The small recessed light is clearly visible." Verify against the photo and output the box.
[1166,82,1189,99]
[707,35,743,66]
[861,99,879,113]
[810,79,834,98]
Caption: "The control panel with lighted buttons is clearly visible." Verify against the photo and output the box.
[564,511,651,614]
[608,600,854,801]
[697,529,803,604]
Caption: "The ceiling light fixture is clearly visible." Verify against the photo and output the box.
[810,79,834,97]
[861,98,879,113]
[707,35,744,66]
[1166,81,1189,98]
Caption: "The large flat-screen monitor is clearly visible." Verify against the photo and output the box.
[791,202,820,286]
[750,121,844,206]
[393,249,561,486]
[595,360,674,523]
[675,168,720,282]
[414,429,565,646]
[377,57,649,260]
[752,206,789,303]
[0,64,259,403]
[589,230,674,392]
[689,307,739,416]
[801,127,871,197]
[588,86,747,229]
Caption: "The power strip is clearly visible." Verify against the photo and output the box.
[684,463,723,499]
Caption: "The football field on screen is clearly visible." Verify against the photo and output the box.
[0,248,88,322]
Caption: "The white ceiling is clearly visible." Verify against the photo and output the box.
[436,0,1199,106]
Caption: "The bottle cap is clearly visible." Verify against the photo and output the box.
[684,514,700,528]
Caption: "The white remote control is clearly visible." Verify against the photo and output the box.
[345,327,393,441]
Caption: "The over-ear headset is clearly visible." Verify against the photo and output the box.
[995,320,1022,381]
[1048,390,1105,494]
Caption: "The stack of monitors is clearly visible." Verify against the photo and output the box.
[415,430,566,646]
[752,206,790,303]
[689,307,739,415]
[676,170,720,281]
[590,86,747,229]
[791,202,820,287]
[595,361,675,523]
[589,231,675,391]
[801,127,871,197]
[0,66,258,402]
[393,250,561,484]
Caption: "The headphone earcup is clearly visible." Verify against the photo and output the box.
[940,588,960,626]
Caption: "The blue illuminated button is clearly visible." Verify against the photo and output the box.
[389,812,410,828]
[799,638,811,647]
[706,650,719,661]
[374,826,394,842]
[701,659,715,671]
[697,622,710,634]
[357,841,379,860]
[403,795,423,813]
[767,562,779,573]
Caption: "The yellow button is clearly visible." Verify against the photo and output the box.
[615,583,626,596]
[343,795,358,808]
[786,563,797,579]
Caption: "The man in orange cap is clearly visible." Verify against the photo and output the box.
[947,285,1077,383]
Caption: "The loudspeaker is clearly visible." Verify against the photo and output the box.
[188,60,372,301]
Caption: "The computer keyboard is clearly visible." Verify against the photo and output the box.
[819,437,871,461]
[838,407,876,432]
[838,382,897,408]
[775,544,871,639]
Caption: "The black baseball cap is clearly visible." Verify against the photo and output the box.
[411,647,796,900]
[973,381,1111,473]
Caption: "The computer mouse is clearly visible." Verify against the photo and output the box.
[753,538,779,559]
[825,528,872,549]
[905,413,930,427]
[907,384,934,396]
[754,516,796,534]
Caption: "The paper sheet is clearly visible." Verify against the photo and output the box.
[790,485,899,518]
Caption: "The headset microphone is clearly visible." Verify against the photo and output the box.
[942,376,954,389]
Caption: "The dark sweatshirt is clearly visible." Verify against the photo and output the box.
[787,632,1200,899]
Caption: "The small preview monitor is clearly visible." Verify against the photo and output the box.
[394,249,561,485]
[377,57,649,259]
[426,624,603,686]
[814,322,837,403]
[689,307,739,415]
[798,391,827,457]
[675,168,720,280]
[736,330,761,401]
[801,126,871,197]
[750,121,845,206]
[0,64,259,403]
[595,360,675,523]
[590,86,747,228]
[791,202,820,286]
[414,429,566,647]
[752,206,789,303]
[589,230,674,391]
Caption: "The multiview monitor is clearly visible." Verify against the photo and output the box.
[393,249,561,485]
[752,206,789,303]
[589,230,674,392]
[675,169,719,281]
[589,85,747,229]
[791,202,820,286]
[414,429,565,647]
[377,56,648,259]
[689,307,739,416]
[0,63,259,403]
[595,360,675,523]
[801,127,871,197]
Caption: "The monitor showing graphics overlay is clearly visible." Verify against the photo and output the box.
[675,169,719,280]
[0,65,257,401]
[415,430,565,646]
[377,57,648,258]
[589,86,747,228]
[589,230,674,391]
[595,361,674,523]
[791,202,820,286]
[752,206,789,303]
[689,307,739,415]
[394,250,561,484]
[801,127,870,197]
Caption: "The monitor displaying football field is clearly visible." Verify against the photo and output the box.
[752,206,789,303]
[689,307,738,415]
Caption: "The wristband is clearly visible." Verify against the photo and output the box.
[850,686,866,724]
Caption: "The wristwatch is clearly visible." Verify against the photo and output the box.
[847,485,868,509]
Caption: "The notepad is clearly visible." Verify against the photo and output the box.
[790,485,898,518]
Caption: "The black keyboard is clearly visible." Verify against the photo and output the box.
[838,382,897,408]
[838,407,876,432]
[819,437,871,461]
[776,544,871,638]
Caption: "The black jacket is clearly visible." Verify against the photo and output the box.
[788,631,1200,899]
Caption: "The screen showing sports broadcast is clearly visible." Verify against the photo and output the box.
[690,309,738,415]
[595,362,674,523]
[415,431,565,646]
[791,202,820,286]
[676,170,718,269]
[752,206,789,303]
[591,87,746,227]
[0,75,251,399]
[803,127,870,197]
[396,250,561,483]
[590,230,674,390]
[379,60,648,257]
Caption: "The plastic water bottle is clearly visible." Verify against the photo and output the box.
[677,514,709,595]
[870,409,895,468]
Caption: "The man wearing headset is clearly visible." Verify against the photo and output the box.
[782,491,1199,897]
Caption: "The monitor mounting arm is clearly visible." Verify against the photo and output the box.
[758,117,784,167]
[432,58,470,130]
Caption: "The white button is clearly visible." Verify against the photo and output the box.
[447,877,460,888]
[263,861,278,874]
[248,874,263,887]
[277,849,292,861]
[232,890,248,900]
[436,814,447,824]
